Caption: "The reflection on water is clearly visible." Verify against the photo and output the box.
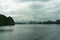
[0,29,14,32]
[0,26,14,32]
[0,24,60,40]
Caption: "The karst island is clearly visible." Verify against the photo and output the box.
[0,14,15,26]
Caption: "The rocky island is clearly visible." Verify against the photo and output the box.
[0,14,15,26]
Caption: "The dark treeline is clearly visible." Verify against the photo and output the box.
[16,20,60,24]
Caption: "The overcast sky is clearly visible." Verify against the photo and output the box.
[0,0,60,22]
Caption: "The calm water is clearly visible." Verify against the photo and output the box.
[0,24,60,40]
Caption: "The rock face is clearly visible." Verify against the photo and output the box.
[0,14,15,26]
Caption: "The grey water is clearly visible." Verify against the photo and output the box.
[0,24,60,40]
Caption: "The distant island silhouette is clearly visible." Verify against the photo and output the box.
[16,20,60,24]
[0,14,15,26]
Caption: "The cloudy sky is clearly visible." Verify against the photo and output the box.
[0,0,60,22]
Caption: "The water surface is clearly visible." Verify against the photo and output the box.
[0,24,60,40]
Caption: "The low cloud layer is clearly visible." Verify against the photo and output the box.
[14,0,51,2]
[0,0,60,22]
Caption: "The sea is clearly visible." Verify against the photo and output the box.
[0,24,60,40]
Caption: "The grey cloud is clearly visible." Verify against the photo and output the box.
[14,0,51,2]
[11,1,57,22]
[30,2,45,14]
[1,0,60,22]
[30,4,44,10]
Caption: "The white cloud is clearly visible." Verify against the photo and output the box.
[0,0,60,22]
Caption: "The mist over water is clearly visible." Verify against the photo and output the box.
[0,24,60,40]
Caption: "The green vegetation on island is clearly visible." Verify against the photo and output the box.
[0,14,15,26]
